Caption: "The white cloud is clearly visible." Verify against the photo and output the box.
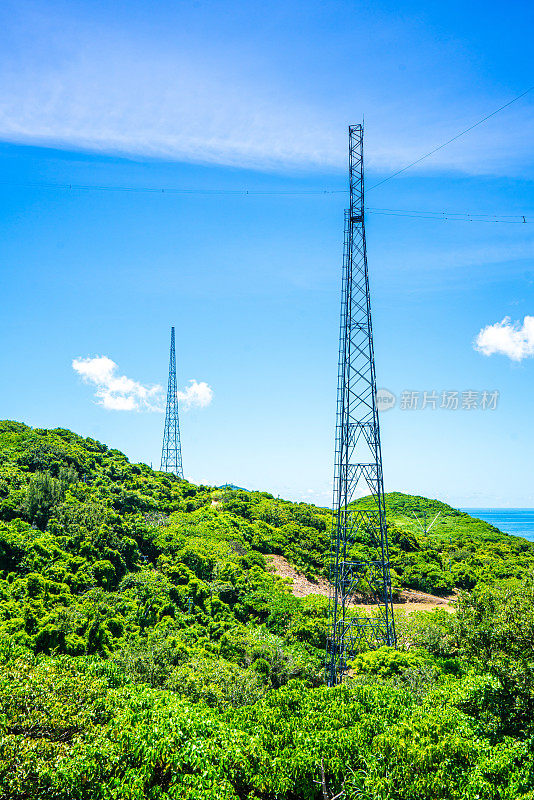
[178,380,213,409]
[100,395,137,411]
[73,355,214,411]
[474,316,534,361]
[72,355,163,411]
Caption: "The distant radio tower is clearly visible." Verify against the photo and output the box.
[160,326,184,478]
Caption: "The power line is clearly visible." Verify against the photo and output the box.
[367,206,527,218]
[367,85,534,192]
[0,181,531,222]
[367,209,531,224]
[0,180,345,196]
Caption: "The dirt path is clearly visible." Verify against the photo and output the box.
[389,588,456,613]
[267,554,454,613]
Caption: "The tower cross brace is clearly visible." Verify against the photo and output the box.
[326,125,396,686]
[160,326,184,479]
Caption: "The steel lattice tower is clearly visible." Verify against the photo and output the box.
[326,125,396,686]
[160,326,184,478]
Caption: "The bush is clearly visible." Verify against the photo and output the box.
[350,645,431,678]
[167,656,266,708]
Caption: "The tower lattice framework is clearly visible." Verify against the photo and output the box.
[160,326,184,478]
[326,125,396,686]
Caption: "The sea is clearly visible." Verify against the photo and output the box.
[461,509,534,543]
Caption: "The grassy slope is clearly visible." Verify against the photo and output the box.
[378,492,506,541]
[352,491,534,594]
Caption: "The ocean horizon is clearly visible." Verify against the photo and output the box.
[461,508,534,542]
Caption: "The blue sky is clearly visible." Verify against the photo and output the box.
[0,0,533,506]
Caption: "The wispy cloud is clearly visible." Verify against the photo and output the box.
[0,51,339,171]
[474,316,534,361]
[72,355,214,411]
[0,4,532,174]
[72,355,163,411]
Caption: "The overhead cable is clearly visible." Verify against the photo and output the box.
[367,85,534,191]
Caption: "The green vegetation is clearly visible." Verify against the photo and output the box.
[0,419,534,798]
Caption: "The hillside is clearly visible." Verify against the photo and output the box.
[1,420,534,798]
[357,492,534,594]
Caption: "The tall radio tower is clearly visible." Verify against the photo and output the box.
[160,326,184,478]
[326,125,396,686]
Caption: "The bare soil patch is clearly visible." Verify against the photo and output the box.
[266,554,330,598]
[267,554,455,613]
